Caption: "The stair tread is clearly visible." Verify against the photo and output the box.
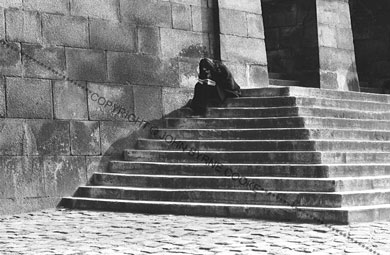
[111,161,390,166]
[63,197,390,211]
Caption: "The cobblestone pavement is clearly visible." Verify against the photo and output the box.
[0,209,389,255]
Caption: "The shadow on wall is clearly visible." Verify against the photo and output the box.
[346,63,360,92]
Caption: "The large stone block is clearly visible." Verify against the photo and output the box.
[133,86,163,121]
[0,156,17,198]
[100,121,139,156]
[316,0,351,28]
[0,77,4,117]
[22,44,66,79]
[44,156,87,196]
[53,80,88,120]
[90,19,136,52]
[318,24,337,48]
[0,41,22,76]
[27,120,71,155]
[0,119,71,156]
[219,8,247,37]
[42,14,88,47]
[70,0,119,21]
[160,28,210,59]
[247,13,264,39]
[66,48,107,82]
[0,0,22,9]
[5,9,42,43]
[107,52,179,86]
[218,0,262,14]
[87,83,134,121]
[172,3,192,31]
[120,0,172,28]
[220,34,267,65]
[222,62,247,88]
[24,0,69,14]
[336,27,354,50]
[70,121,100,156]
[178,59,199,88]
[138,27,160,55]
[249,64,269,87]
[191,6,214,33]
[6,77,52,119]
[162,87,193,115]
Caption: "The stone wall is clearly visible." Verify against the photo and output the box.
[350,0,390,89]
[0,0,220,214]
[262,0,319,87]
[316,0,359,91]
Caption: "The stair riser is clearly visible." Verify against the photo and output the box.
[60,198,351,224]
[109,162,390,178]
[124,151,322,164]
[227,97,390,112]
[137,140,390,152]
[92,174,390,192]
[171,107,390,119]
[153,129,312,140]
[323,153,390,164]
[165,118,390,130]
[75,188,343,207]
[75,188,390,208]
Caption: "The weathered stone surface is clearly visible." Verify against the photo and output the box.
[249,64,269,88]
[0,8,4,39]
[162,87,192,115]
[220,34,267,64]
[66,48,106,82]
[160,28,210,59]
[0,156,16,198]
[247,13,264,39]
[108,52,179,86]
[86,156,112,179]
[70,0,119,21]
[87,83,134,121]
[70,121,100,156]
[0,0,22,9]
[219,8,247,36]
[318,24,337,48]
[24,0,69,14]
[44,156,87,196]
[170,0,208,7]
[172,3,192,31]
[120,0,172,28]
[22,44,65,79]
[100,121,139,156]
[6,77,52,119]
[42,14,88,47]
[218,0,262,14]
[0,42,22,76]
[27,120,71,155]
[138,27,160,55]
[223,62,247,88]
[53,81,88,120]
[90,19,136,52]
[178,59,199,88]
[133,86,163,121]
[5,9,41,43]
[316,0,350,28]
[0,77,4,117]
[0,119,71,156]
[191,6,214,33]
[336,27,354,51]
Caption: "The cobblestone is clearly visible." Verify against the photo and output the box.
[0,209,389,254]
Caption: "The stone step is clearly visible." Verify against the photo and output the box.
[164,117,390,130]
[171,106,390,119]
[152,128,390,141]
[90,173,390,192]
[241,86,390,104]
[109,161,390,178]
[73,186,390,208]
[225,96,390,112]
[124,150,323,164]
[61,197,360,224]
[137,139,390,152]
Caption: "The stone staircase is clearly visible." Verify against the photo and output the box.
[60,84,390,224]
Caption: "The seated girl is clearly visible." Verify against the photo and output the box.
[190,58,241,115]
